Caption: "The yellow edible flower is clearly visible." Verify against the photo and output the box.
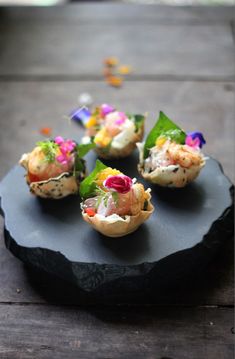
[118,65,132,75]
[155,136,167,147]
[85,116,97,129]
[94,128,112,148]
[96,167,122,188]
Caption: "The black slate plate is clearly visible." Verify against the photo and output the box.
[0,153,234,296]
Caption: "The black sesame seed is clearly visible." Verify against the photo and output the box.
[173,168,178,173]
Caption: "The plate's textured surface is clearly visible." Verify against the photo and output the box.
[0,156,233,293]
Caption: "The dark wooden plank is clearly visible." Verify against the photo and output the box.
[0,22,234,78]
[0,81,234,183]
[0,304,233,359]
[0,5,234,24]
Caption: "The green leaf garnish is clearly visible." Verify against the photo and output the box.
[79,159,107,199]
[36,140,59,163]
[76,142,96,158]
[143,111,186,159]
[73,155,85,179]
[131,114,145,133]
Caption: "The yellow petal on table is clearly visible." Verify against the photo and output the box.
[118,65,132,75]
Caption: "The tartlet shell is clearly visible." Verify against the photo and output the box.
[19,153,83,199]
[95,125,144,159]
[28,172,79,199]
[137,142,205,188]
[82,200,154,238]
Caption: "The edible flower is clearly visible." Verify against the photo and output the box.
[104,57,119,67]
[55,136,76,165]
[94,128,112,148]
[40,127,52,137]
[117,65,132,75]
[96,168,121,188]
[100,104,115,117]
[155,136,167,147]
[106,75,123,88]
[186,132,206,149]
[70,106,92,126]
[104,175,133,194]
[114,112,127,125]
[85,116,97,129]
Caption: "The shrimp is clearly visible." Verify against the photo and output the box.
[166,143,202,168]
[27,146,73,182]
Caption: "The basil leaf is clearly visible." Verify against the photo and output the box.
[143,111,186,158]
[132,114,145,133]
[76,142,95,158]
[79,159,107,199]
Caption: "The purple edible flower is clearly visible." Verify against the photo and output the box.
[115,112,127,125]
[186,131,206,149]
[100,104,115,117]
[70,106,91,126]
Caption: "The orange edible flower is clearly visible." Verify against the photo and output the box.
[40,127,52,137]
[106,75,123,88]
[104,57,119,67]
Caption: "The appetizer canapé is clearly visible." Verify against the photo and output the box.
[80,104,145,159]
[137,112,206,187]
[19,136,94,199]
[80,160,154,237]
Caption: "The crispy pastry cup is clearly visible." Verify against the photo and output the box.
[137,142,205,188]
[19,153,82,199]
[82,199,154,238]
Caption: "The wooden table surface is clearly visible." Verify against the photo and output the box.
[0,4,234,358]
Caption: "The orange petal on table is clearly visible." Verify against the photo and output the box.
[40,127,52,137]
[103,67,113,77]
[118,65,132,75]
[106,75,123,88]
[103,57,119,67]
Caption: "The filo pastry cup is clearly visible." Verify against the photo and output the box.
[137,142,206,188]
[19,137,92,199]
[82,186,154,237]
[81,104,146,159]
[80,160,154,237]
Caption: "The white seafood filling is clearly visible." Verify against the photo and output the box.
[94,213,130,222]
[144,144,172,171]
[111,119,136,150]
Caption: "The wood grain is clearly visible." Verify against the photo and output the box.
[0,5,234,23]
[0,6,234,358]
[0,23,234,78]
[0,304,233,359]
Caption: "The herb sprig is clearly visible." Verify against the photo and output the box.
[37,140,59,163]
